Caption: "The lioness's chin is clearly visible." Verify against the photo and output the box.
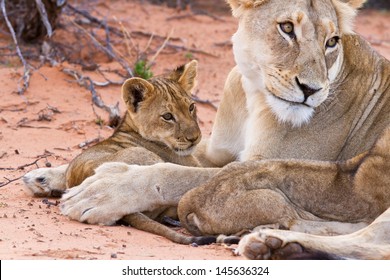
[266,94,314,127]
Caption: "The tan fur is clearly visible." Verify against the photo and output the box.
[237,130,390,260]
[237,207,390,260]
[179,127,390,235]
[25,0,390,258]
[23,61,215,245]
[65,61,202,188]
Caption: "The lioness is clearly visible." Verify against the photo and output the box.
[23,60,215,245]
[236,128,390,260]
[192,126,390,259]
[25,0,390,258]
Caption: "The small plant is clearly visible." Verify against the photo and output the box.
[134,59,153,79]
[95,116,105,127]
[184,52,194,60]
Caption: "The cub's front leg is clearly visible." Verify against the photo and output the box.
[23,164,68,197]
[60,162,219,225]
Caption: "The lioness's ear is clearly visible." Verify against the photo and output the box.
[332,0,365,34]
[121,78,154,112]
[337,0,367,9]
[227,0,269,17]
[171,60,198,93]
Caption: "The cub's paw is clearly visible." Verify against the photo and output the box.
[22,164,68,197]
[61,163,163,225]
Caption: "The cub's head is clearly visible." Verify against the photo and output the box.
[228,0,366,126]
[122,60,201,156]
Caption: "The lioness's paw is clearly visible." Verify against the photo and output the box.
[22,164,68,197]
[60,176,127,225]
[60,163,163,225]
[236,232,303,260]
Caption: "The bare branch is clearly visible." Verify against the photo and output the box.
[79,137,102,149]
[67,4,181,42]
[34,0,53,37]
[147,29,173,68]
[192,94,218,111]
[70,19,134,77]
[63,68,121,127]
[0,152,53,172]
[0,176,23,188]
[166,43,219,58]
[0,0,32,94]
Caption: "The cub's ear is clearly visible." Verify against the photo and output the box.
[337,0,366,9]
[121,78,154,112]
[171,60,198,93]
[226,0,269,17]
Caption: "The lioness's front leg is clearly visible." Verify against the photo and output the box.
[60,162,219,225]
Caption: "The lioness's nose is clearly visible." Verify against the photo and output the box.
[295,77,322,100]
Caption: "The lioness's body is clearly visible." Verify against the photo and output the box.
[236,127,390,260]
[180,126,390,236]
[176,1,390,239]
[177,32,390,235]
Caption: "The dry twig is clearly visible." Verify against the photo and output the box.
[63,68,121,127]
[70,19,134,77]
[34,0,54,37]
[0,0,31,94]
[0,176,24,188]
[37,104,61,121]
[67,4,182,42]
[42,198,60,206]
[166,43,218,58]
[147,29,173,68]
[166,10,225,22]
[0,152,53,172]
[192,94,218,111]
[79,137,102,148]
[0,151,54,186]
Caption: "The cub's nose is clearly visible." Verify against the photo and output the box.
[185,135,199,143]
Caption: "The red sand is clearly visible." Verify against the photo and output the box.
[0,2,389,259]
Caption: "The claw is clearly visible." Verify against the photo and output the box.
[81,207,94,217]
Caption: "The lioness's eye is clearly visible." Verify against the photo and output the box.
[280,22,294,36]
[326,36,339,48]
[162,113,174,121]
[189,103,195,112]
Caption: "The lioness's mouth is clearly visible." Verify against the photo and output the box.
[270,92,311,108]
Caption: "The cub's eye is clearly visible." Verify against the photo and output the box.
[326,36,339,48]
[162,113,174,121]
[189,103,195,112]
[279,22,295,36]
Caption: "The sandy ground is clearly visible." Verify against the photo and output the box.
[0,1,389,260]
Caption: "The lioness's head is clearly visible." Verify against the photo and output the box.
[228,0,366,126]
[121,60,201,156]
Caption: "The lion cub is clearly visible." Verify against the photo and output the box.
[24,60,215,245]
[66,60,202,188]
